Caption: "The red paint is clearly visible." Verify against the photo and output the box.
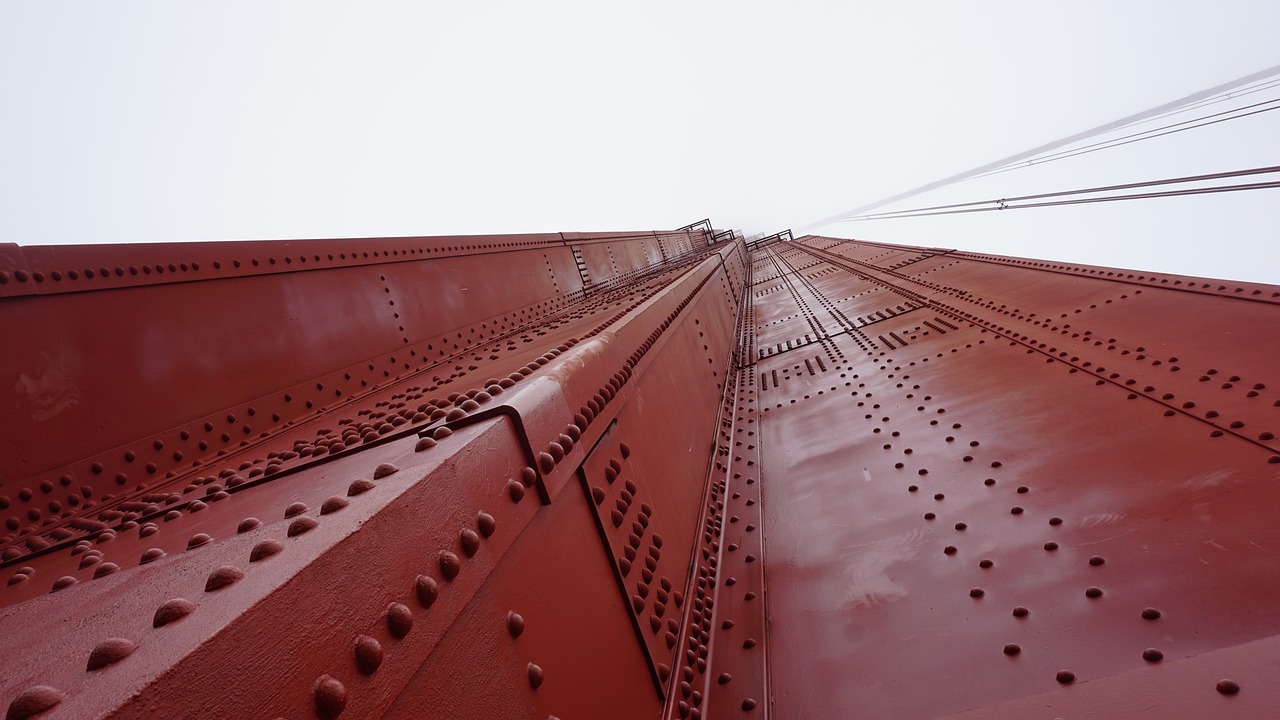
[756,235,1280,718]
[3,226,1279,718]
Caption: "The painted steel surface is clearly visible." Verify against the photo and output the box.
[755,235,1280,719]
[0,227,748,719]
[2,226,1279,719]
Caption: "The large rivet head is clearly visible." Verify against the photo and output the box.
[320,496,348,515]
[538,452,556,474]
[414,575,438,608]
[460,529,481,557]
[386,602,413,638]
[507,611,525,638]
[205,566,244,592]
[288,516,319,537]
[354,635,383,675]
[476,512,496,538]
[439,551,461,580]
[250,539,283,562]
[86,638,138,671]
[314,675,347,719]
[153,598,196,628]
[5,686,65,720]
[507,481,526,503]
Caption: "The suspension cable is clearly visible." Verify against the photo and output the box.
[799,62,1280,231]
[842,165,1280,222]
[968,97,1280,182]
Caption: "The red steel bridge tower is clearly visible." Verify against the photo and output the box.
[2,225,1278,719]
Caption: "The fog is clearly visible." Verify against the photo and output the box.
[2,2,1277,282]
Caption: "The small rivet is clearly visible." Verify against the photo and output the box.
[477,512,496,538]
[1012,606,1029,618]
[1142,607,1162,620]
[1056,670,1076,684]
[204,565,244,592]
[1143,648,1164,662]
[1085,586,1103,598]
[153,598,196,628]
[1088,555,1106,566]
[320,496,349,515]
[4,686,65,719]
[284,502,308,518]
[288,516,319,537]
[415,575,439,607]
[507,480,526,502]
[250,539,283,562]
[439,551,461,580]
[354,634,384,675]
[237,518,261,533]
[86,638,138,670]
[51,576,77,592]
[187,533,212,550]
[528,663,544,689]
[507,611,525,638]
[314,674,347,719]
[460,528,481,556]
[347,479,375,496]
[386,602,413,638]
[538,453,556,474]
[373,463,399,479]
[969,587,985,598]
[944,546,957,555]
[1003,643,1021,656]
[1216,679,1240,695]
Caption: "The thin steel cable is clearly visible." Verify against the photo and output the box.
[844,165,1280,222]
[845,181,1280,220]
[1119,76,1280,129]
[968,98,1280,182]
[800,62,1280,231]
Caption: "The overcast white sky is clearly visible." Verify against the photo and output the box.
[2,2,1277,283]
